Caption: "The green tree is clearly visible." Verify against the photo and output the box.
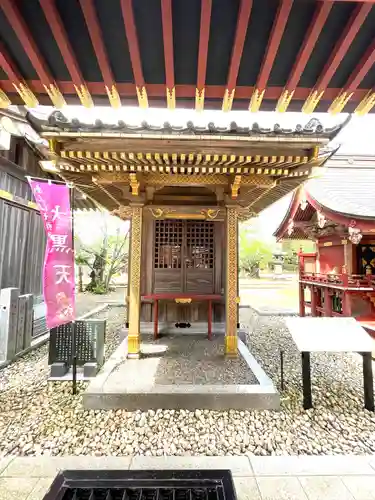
[75,224,129,294]
[239,227,274,278]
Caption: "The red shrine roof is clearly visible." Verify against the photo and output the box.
[1,1,375,113]
[274,155,375,239]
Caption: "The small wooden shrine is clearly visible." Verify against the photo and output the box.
[30,111,346,357]
[274,154,375,330]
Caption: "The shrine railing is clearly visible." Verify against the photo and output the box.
[300,272,375,290]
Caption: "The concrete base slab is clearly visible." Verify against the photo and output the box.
[83,335,279,411]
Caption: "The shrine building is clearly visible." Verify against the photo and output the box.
[28,111,347,357]
[274,154,375,334]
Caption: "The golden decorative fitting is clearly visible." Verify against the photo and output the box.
[149,208,177,219]
[166,87,176,110]
[0,89,11,108]
[48,139,58,154]
[302,89,324,114]
[129,173,139,196]
[237,207,256,221]
[74,84,94,108]
[136,86,148,108]
[225,206,238,354]
[128,205,143,357]
[328,91,353,115]
[106,85,121,108]
[231,175,241,199]
[44,83,66,108]
[13,82,38,108]
[355,91,375,115]
[249,88,265,112]
[276,89,294,113]
[225,334,238,356]
[175,298,192,304]
[222,88,235,112]
[111,205,133,220]
[195,87,205,111]
[235,297,240,304]
[200,208,221,220]
[127,335,140,358]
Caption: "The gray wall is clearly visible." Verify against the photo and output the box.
[0,140,46,301]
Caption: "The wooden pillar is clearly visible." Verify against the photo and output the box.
[127,204,143,358]
[344,240,353,274]
[225,206,238,356]
[323,288,332,316]
[310,286,318,317]
[299,283,305,317]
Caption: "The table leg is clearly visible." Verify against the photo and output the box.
[301,351,312,409]
[154,300,159,340]
[363,352,374,411]
[208,300,212,340]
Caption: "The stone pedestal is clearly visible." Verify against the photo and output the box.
[0,288,19,362]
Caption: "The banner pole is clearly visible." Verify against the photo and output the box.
[70,184,77,395]
[26,175,67,185]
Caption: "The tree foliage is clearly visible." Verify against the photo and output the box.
[75,218,129,294]
[239,226,274,278]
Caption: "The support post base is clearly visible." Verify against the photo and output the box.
[127,335,140,358]
[224,335,238,356]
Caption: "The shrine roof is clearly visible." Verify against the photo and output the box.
[274,156,375,239]
[28,111,347,141]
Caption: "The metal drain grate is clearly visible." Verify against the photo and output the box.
[43,470,237,500]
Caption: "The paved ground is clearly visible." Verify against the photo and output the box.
[1,455,375,500]
[75,288,126,317]
[143,335,258,385]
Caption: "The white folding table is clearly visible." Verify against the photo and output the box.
[285,317,374,411]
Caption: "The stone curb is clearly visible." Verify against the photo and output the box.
[1,455,375,478]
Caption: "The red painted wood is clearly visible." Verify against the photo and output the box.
[0,80,370,102]
[284,2,332,92]
[120,0,146,87]
[79,0,114,87]
[1,0,53,85]
[345,39,375,92]
[147,294,221,339]
[310,287,318,317]
[342,291,352,315]
[154,299,159,339]
[226,0,253,92]
[39,0,86,87]
[161,0,175,90]
[196,0,212,91]
[299,283,306,317]
[208,300,212,340]
[305,191,375,232]
[315,3,372,91]
[256,0,293,91]
[323,288,332,316]
[0,43,23,83]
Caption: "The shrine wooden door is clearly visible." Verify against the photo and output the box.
[153,219,215,295]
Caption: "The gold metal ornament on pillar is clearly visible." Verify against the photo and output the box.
[127,205,143,358]
[225,206,238,356]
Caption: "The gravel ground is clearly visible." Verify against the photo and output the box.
[0,306,374,457]
[149,335,258,385]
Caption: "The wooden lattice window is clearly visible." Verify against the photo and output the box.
[154,220,183,269]
[186,221,214,269]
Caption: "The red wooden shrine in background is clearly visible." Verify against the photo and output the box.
[274,155,375,339]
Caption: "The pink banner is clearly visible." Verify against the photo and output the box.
[28,179,76,329]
